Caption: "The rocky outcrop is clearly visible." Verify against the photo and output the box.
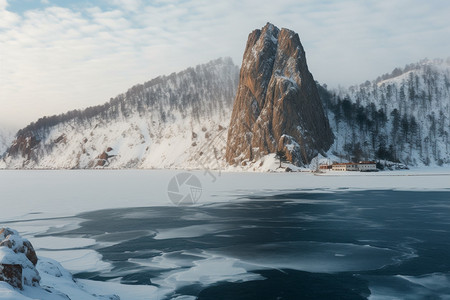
[0,228,40,289]
[95,147,116,167]
[226,23,334,166]
[0,263,22,289]
[5,136,40,165]
[0,228,124,299]
[0,128,15,155]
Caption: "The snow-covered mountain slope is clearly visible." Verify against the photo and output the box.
[0,58,239,169]
[2,57,449,169]
[321,58,450,166]
[0,128,15,156]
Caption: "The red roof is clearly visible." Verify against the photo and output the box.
[332,161,375,166]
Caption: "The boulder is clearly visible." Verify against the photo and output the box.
[0,264,22,289]
[0,227,40,290]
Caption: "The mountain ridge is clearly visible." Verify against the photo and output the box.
[1,57,239,169]
[321,58,450,166]
[1,45,449,169]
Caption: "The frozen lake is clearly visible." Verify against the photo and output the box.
[1,170,450,299]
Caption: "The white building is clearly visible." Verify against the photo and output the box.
[332,163,359,171]
[331,161,377,172]
[358,161,377,171]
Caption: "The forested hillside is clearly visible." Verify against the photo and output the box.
[2,57,449,169]
[320,58,450,166]
[1,58,239,169]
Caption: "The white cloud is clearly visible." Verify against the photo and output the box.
[1,0,450,128]
[109,0,142,12]
[0,0,19,28]
[0,0,7,10]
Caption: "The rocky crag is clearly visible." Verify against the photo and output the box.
[0,228,121,299]
[0,228,39,290]
[226,23,334,166]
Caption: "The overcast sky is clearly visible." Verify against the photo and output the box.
[1,0,450,129]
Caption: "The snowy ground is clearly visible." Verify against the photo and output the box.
[1,168,449,299]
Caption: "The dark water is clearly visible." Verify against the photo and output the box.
[48,190,450,299]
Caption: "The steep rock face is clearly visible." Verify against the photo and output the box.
[0,128,15,155]
[226,23,334,166]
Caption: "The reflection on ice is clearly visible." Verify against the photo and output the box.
[399,273,450,294]
[367,273,450,300]
[154,224,230,240]
[211,241,400,273]
[91,230,157,243]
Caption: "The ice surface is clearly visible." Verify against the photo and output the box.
[399,273,450,291]
[209,241,400,273]
[31,237,96,250]
[77,278,164,300]
[153,253,264,290]
[37,250,112,273]
[154,224,230,240]
[367,273,450,300]
[1,169,450,299]
[1,169,449,222]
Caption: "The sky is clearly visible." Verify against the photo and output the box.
[1,0,450,129]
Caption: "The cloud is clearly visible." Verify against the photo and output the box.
[0,0,7,9]
[1,0,450,128]
[0,0,19,28]
[109,0,142,12]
